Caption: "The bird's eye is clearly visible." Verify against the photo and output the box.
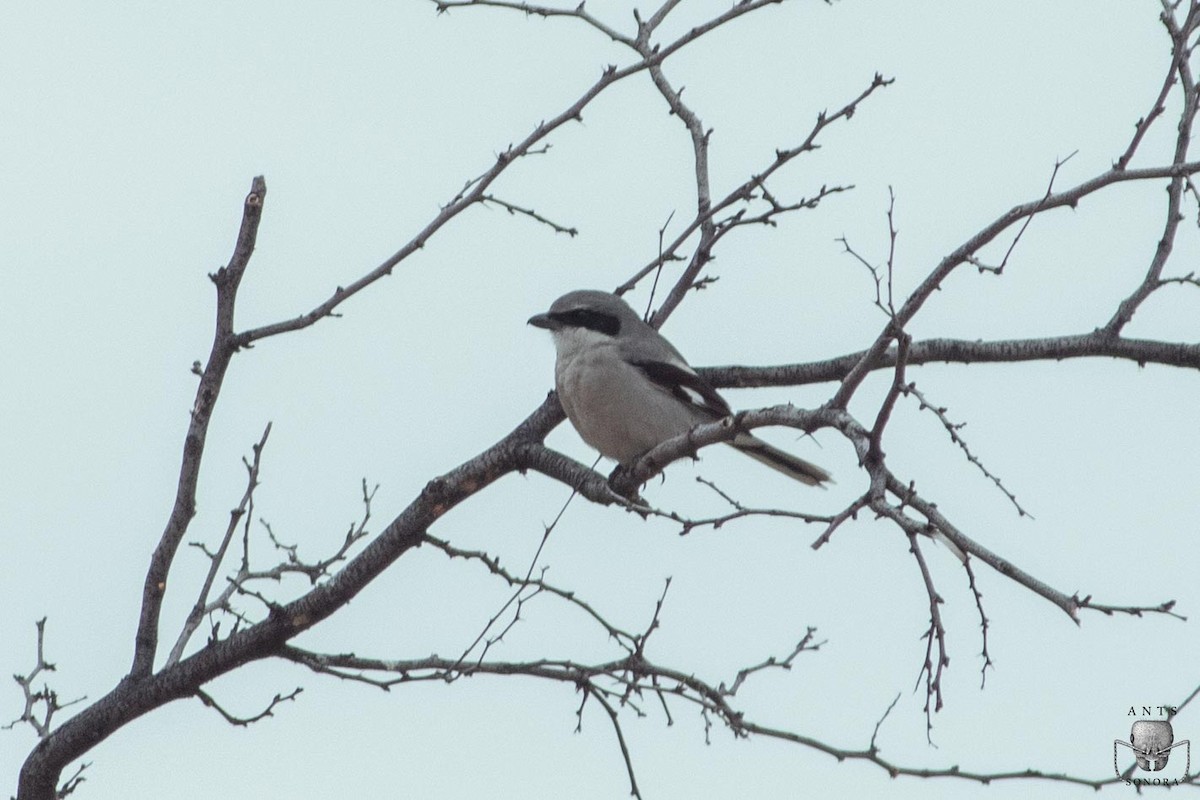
[551,309,620,336]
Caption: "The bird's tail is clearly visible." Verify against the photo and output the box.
[728,433,832,487]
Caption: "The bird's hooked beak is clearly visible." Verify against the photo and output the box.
[527,312,558,330]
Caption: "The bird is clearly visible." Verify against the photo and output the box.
[528,289,831,486]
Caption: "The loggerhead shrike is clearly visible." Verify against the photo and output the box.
[528,289,831,486]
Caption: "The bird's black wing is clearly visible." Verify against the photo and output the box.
[631,359,732,419]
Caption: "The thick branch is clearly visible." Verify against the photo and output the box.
[18,396,560,799]
[131,177,266,679]
[705,332,1200,390]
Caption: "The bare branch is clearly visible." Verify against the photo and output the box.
[867,330,910,464]
[168,423,272,667]
[908,535,948,735]
[979,151,1077,278]
[655,476,834,535]
[869,694,901,753]
[1074,595,1185,621]
[1160,270,1200,288]
[722,628,822,697]
[614,74,892,311]
[277,642,1153,791]
[239,0,809,347]
[838,234,893,318]
[809,494,870,550]
[705,332,1200,390]
[455,455,600,666]
[724,183,854,234]
[903,382,1031,518]
[644,210,679,320]
[586,684,643,800]
[251,481,376,586]
[195,686,302,727]
[831,158,1200,410]
[431,0,634,46]
[1115,9,1185,170]
[423,533,643,653]
[635,578,672,656]
[131,177,266,679]
[883,474,1180,624]
[481,194,579,236]
[1107,5,1200,332]
[527,395,1179,637]
[4,619,86,739]
[963,559,995,689]
[55,762,90,799]
[641,74,896,326]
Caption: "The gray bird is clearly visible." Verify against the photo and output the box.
[528,290,831,486]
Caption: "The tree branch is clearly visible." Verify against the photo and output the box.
[706,332,1200,390]
[131,177,266,679]
[195,686,302,727]
[830,159,1200,409]
[167,423,272,667]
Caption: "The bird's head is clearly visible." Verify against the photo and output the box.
[527,290,640,339]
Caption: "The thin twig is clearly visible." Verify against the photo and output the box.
[4,619,86,739]
[195,687,303,727]
[425,534,642,653]
[907,535,948,740]
[903,382,1031,519]
[168,423,272,666]
[587,685,644,800]
[453,455,601,666]
[481,194,578,236]
[962,559,994,688]
[869,693,901,753]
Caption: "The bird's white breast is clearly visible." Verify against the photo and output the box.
[550,328,703,464]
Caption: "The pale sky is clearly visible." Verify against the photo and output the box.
[3,2,1199,798]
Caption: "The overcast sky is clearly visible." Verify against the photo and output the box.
[3,2,1199,798]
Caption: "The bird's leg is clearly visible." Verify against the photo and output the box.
[605,465,650,518]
